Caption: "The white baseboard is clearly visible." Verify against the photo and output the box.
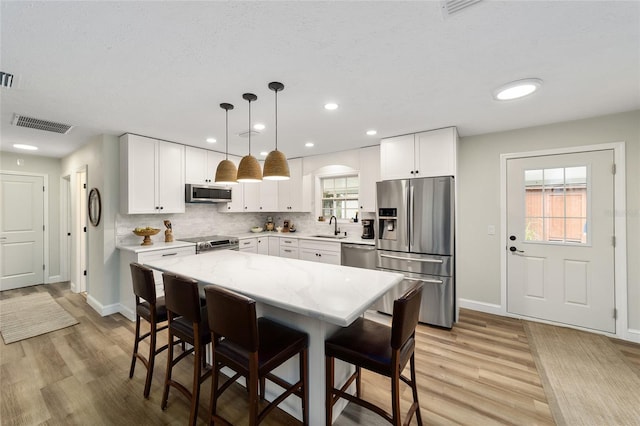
[624,328,640,344]
[458,298,503,316]
[86,295,120,317]
[118,304,136,322]
[48,275,63,284]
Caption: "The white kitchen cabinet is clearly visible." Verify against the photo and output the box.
[278,158,310,212]
[279,237,299,259]
[218,155,244,212]
[358,146,380,213]
[299,239,341,265]
[220,159,278,212]
[185,146,225,185]
[268,236,279,255]
[239,237,258,253]
[257,236,270,255]
[380,127,457,180]
[118,244,195,321]
[120,134,185,214]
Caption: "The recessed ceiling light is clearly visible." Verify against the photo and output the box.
[324,103,339,110]
[366,130,377,136]
[253,123,265,131]
[13,144,38,151]
[493,78,543,101]
[259,151,268,156]
[206,137,217,143]
[305,142,314,147]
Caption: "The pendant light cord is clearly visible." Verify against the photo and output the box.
[274,89,278,151]
[225,108,229,160]
[248,99,252,155]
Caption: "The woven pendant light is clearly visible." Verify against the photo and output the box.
[236,93,262,183]
[263,82,290,180]
[214,102,238,185]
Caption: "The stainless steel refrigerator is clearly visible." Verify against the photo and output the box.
[375,177,454,328]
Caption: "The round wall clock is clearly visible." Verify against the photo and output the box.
[88,188,102,227]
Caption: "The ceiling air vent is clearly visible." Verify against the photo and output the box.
[440,0,483,18]
[12,114,73,134]
[1,72,14,88]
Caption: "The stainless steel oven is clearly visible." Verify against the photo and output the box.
[178,235,239,254]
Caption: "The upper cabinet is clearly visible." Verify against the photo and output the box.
[380,127,458,180]
[120,134,185,214]
[278,158,309,212]
[358,146,380,212]
[185,146,225,185]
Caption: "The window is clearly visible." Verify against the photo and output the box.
[321,175,359,220]
[524,166,588,244]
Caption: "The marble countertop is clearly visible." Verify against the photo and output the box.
[235,231,376,246]
[116,240,195,253]
[143,250,402,327]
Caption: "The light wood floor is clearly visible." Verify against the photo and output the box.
[1,282,638,425]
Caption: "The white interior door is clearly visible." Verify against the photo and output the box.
[0,173,45,290]
[506,150,615,333]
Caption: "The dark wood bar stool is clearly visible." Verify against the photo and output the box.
[325,284,424,426]
[204,284,309,425]
[161,272,212,426]
[129,262,169,398]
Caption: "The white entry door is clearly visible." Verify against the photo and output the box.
[0,173,45,290]
[506,150,615,333]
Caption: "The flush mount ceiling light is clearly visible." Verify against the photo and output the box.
[214,103,238,185]
[206,137,217,143]
[366,130,377,136]
[263,81,290,181]
[236,93,263,183]
[13,144,38,151]
[305,142,314,147]
[253,123,265,131]
[259,151,268,157]
[493,78,543,101]
[324,103,339,110]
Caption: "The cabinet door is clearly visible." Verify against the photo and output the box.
[239,238,258,253]
[124,135,158,214]
[257,237,269,255]
[358,146,380,213]
[206,151,226,183]
[259,180,278,212]
[278,158,308,211]
[279,247,298,259]
[415,127,457,177]
[157,141,185,213]
[185,146,208,184]
[219,155,243,212]
[380,134,416,180]
[268,237,279,255]
[242,183,260,211]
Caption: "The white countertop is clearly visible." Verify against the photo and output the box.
[235,231,376,246]
[116,240,195,253]
[143,250,401,327]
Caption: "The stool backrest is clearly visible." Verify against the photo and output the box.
[163,272,202,323]
[130,262,156,303]
[204,285,258,352]
[391,284,423,349]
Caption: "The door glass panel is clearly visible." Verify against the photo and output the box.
[524,166,588,244]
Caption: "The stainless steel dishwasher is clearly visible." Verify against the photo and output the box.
[341,243,377,270]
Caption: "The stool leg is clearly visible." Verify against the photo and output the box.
[161,331,174,410]
[248,353,259,426]
[355,365,362,397]
[129,315,141,378]
[189,341,202,426]
[410,354,423,426]
[208,355,221,424]
[325,355,334,426]
[391,368,401,426]
[300,348,309,426]
[143,318,157,399]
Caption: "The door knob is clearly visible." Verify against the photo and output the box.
[509,246,524,253]
[509,235,516,241]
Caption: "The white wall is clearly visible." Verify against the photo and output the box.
[61,135,120,315]
[0,151,62,281]
[457,110,640,331]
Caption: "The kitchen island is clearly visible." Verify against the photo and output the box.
[144,249,403,425]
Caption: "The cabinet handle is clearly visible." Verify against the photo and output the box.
[160,206,164,210]
[415,170,419,174]
[410,171,414,175]
[162,252,178,257]
[243,241,251,245]
[284,249,292,253]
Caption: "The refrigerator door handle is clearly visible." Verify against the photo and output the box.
[404,277,444,285]
[379,253,444,263]
[408,183,414,247]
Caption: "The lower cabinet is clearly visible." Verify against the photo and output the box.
[279,237,299,259]
[119,245,195,321]
[299,239,341,265]
[239,238,258,253]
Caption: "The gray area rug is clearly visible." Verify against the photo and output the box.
[0,292,78,344]
[525,321,640,425]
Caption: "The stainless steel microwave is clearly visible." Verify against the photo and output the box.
[185,184,232,203]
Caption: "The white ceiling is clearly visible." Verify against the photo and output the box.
[1,1,639,159]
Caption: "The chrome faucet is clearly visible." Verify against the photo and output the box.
[329,216,340,236]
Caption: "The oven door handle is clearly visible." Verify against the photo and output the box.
[380,253,443,264]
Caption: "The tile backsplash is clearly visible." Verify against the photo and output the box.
[116,204,370,245]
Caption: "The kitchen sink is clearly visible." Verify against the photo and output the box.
[311,234,347,239]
